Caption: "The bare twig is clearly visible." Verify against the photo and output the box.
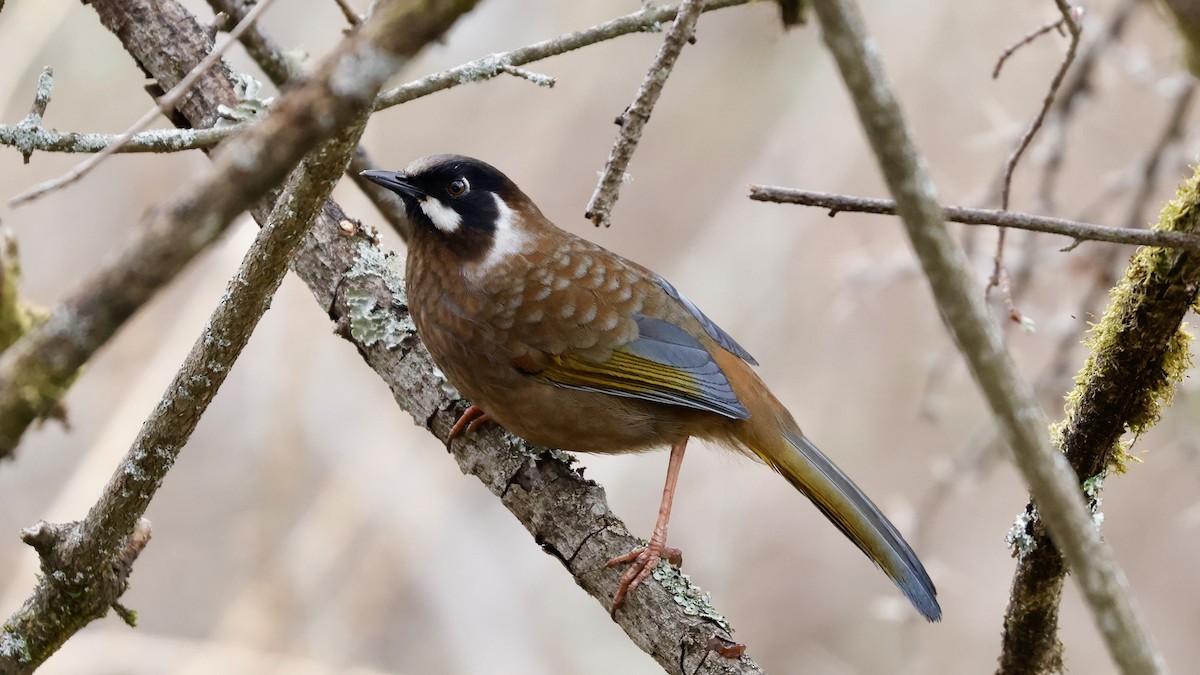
[501,63,555,87]
[333,0,363,26]
[748,186,1200,252]
[990,3,1084,320]
[372,0,753,111]
[7,0,282,206]
[584,0,706,227]
[1036,0,1140,214]
[994,13,1072,79]
[806,0,1166,672]
[998,3,1083,212]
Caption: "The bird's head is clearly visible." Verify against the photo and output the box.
[361,154,539,263]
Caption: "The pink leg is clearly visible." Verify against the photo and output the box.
[449,404,491,440]
[607,438,687,612]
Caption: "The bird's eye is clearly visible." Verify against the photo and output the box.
[447,178,469,198]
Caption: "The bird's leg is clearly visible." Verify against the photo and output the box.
[607,437,687,612]
[449,404,491,439]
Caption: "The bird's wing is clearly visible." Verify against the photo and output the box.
[534,315,750,419]
[503,241,750,420]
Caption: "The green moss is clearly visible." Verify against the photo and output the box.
[0,231,47,351]
[1055,166,1200,476]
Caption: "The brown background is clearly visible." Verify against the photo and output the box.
[1,0,1198,673]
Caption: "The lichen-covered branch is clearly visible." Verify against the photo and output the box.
[997,168,1200,675]
[206,0,412,238]
[748,186,1200,253]
[0,121,237,155]
[805,0,1166,672]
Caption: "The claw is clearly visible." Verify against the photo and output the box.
[608,542,683,612]
[449,404,490,440]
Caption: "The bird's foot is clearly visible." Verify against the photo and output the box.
[606,537,682,613]
[449,404,491,440]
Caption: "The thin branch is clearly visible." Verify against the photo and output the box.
[0,122,237,155]
[6,0,282,206]
[748,186,1200,252]
[372,0,752,111]
[998,3,1083,212]
[806,0,1166,673]
[990,3,1084,320]
[332,0,364,26]
[993,13,1072,79]
[1036,0,1140,214]
[584,0,705,227]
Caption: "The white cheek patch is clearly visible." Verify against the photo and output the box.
[466,194,530,280]
[419,197,462,233]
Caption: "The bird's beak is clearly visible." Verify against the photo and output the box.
[359,170,426,199]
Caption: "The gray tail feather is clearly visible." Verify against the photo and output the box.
[775,429,941,622]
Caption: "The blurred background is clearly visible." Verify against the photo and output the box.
[2,0,1199,672]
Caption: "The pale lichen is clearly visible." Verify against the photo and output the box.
[651,563,731,633]
[0,631,31,663]
[1006,506,1040,559]
[343,241,414,349]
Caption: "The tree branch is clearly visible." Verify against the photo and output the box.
[584,0,705,226]
[748,186,1200,253]
[806,0,1167,672]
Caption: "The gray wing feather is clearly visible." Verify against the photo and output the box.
[656,276,758,366]
[623,316,750,420]
[542,315,751,420]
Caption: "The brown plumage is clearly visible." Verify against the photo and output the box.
[362,155,940,621]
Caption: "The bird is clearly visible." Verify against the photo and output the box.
[361,155,941,622]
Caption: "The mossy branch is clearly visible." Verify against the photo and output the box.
[999,164,1200,674]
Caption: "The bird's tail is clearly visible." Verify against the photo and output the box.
[732,403,941,622]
